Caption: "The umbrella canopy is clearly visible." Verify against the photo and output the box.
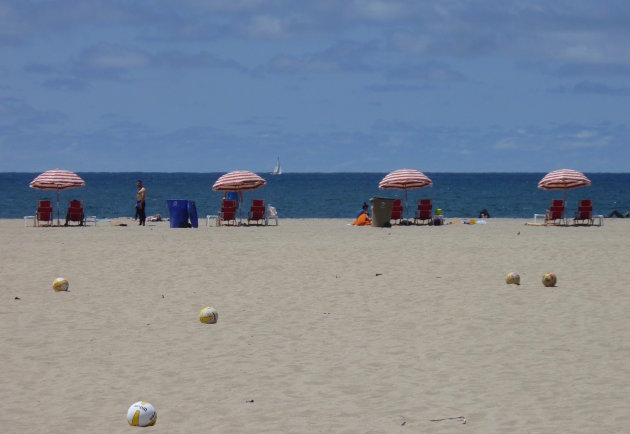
[30,169,86,190]
[379,169,433,219]
[538,169,591,210]
[212,170,267,192]
[537,169,591,191]
[29,169,86,225]
[378,169,433,190]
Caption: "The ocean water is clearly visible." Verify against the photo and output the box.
[2,172,629,219]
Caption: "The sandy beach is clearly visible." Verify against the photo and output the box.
[1,218,629,433]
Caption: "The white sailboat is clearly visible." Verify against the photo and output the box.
[272,157,282,175]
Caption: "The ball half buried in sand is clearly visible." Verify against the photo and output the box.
[127,401,157,427]
[200,307,218,324]
[542,273,557,287]
[506,272,520,285]
[53,277,69,292]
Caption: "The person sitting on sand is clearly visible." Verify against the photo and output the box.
[608,210,630,218]
[356,202,370,218]
[352,202,372,226]
[479,208,490,218]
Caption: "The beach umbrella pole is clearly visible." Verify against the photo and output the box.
[238,189,242,225]
[56,189,60,226]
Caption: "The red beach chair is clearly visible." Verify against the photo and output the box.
[545,199,566,225]
[222,199,238,209]
[36,199,53,226]
[66,200,85,226]
[414,199,432,225]
[573,199,593,226]
[247,199,266,226]
[218,200,238,226]
[390,199,403,224]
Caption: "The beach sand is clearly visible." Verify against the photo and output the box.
[1,218,628,433]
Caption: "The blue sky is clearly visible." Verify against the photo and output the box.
[1,0,629,172]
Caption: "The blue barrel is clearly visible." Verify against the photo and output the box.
[166,200,189,228]
[188,200,198,228]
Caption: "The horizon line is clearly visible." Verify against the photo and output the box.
[2,171,630,175]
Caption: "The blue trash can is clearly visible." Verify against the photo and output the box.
[166,200,189,228]
[187,201,198,228]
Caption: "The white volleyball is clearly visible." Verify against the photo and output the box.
[127,401,157,427]
[53,277,69,292]
[200,307,218,324]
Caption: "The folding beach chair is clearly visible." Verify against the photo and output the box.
[65,199,85,226]
[545,199,566,225]
[247,199,267,226]
[390,199,403,225]
[217,199,238,226]
[573,199,593,226]
[266,205,279,226]
[413,199,432,225]
[222,199,238,209]
[36,199,53,227]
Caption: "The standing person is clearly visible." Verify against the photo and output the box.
[136,180,146,226]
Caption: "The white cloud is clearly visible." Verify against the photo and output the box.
[58,44,245,82]
[557,129,609,149]
[245,15,286,38]
[494,138,518,150]
[185,0,269,13]
[560,137,610,149]
[575,130,596,140]
[265,40,377,74]
[351,0,406,22]
[389,32,430,54]
[85,45,151,70]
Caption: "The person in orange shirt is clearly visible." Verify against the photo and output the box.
[352,202,371,226]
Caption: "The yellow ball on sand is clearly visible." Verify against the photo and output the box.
[127,401,157,427]
[506,272,520,285]
[542,273,557,287]
[53,277,69,292]
[199,307,218,324]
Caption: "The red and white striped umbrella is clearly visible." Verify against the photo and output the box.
[538,169,591,207]
[212,170,267,192]
[379,169,433,190]
[30,169,86,190]
[379,169,433,219]
[29,169,86,225]
[537,169,591,190]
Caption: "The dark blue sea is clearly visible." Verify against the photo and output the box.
[1,173,628,219]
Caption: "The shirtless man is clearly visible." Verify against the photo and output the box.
[136,180,147,226]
